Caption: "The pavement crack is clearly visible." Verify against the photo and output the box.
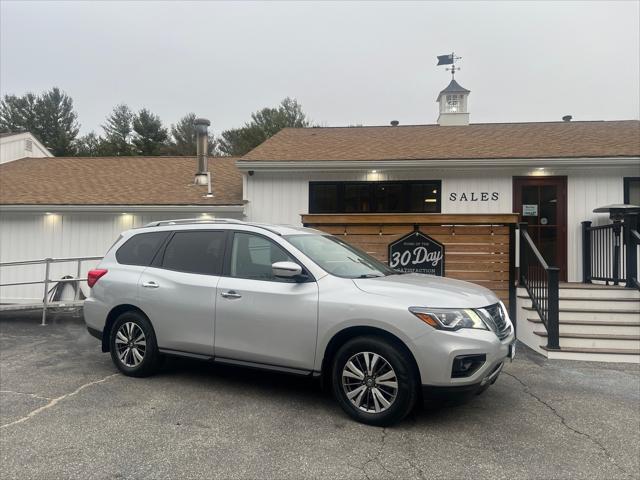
[0,373,119,430]
[504,371,631,479]
[0,390,52,401]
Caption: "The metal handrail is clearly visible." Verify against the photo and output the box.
[0,255,103,325]
[519,222,560,350]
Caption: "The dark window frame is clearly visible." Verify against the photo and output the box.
[624,177,640,205]
[309,180,442,214]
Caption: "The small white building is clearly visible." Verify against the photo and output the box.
[0,132,53,164]
[0,155,243,302]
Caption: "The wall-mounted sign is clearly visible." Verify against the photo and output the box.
[449,192,500,202]
[388,231,444,276]
[522,204,538,216]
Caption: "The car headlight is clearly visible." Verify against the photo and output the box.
[409,307,488,331]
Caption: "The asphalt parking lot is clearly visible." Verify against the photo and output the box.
[1,310,639,480]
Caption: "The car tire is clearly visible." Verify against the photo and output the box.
[109,311,161,377]
[331,335,418,427]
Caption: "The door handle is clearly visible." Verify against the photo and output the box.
[142,281,159,288]
[221,290,242,299]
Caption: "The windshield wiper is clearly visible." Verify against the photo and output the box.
[357,273,384,278]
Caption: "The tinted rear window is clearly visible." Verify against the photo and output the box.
[161,231,226,275]
[116,232,169,266]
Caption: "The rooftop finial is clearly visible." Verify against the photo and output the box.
[436,52,462,78]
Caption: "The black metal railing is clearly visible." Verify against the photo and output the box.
[519,223,560,350]
[582,213,639,289]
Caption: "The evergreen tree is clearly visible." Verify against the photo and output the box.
[132,108,168,156]
[35,87,80,156]
[101,104,134,156]
[0,88,79,155]
[217,97,310,156]
[73,132,103,156]
[167,112,216,155]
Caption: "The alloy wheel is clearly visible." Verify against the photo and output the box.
[115,321,146,368]
[341,351,398,413]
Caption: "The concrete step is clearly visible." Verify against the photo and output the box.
[518,295,639,310]
[534,331,640,350]
[522,306,640,321]
[518,286,640,300]
[540,345,640,364]
[526,318,640,335]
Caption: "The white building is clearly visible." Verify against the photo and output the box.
[0,155,243,302]
[0,132,53,164]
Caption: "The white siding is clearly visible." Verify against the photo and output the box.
[0,211,219,302]
[244,165,639,283]
[0,133,52,164]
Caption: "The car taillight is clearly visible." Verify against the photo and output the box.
[87,269,108,288]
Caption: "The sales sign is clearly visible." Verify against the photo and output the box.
[388,231,445,276]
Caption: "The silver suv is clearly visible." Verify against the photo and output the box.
[84,218,515,426]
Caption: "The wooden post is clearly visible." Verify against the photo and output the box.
[508,223,517,328]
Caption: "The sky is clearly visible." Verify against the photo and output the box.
[1,1,639,137]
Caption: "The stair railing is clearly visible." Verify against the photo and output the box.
[519,222,560,350]
[582,212,639,289]
[623,213,639,290]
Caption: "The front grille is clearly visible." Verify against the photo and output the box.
[480,303,512,340]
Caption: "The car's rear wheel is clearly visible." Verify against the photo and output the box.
[109,311,160,377]
[332,336,418,426]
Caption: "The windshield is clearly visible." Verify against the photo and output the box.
[285,234,397,278]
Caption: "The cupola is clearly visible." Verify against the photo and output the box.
[437,78,470,126]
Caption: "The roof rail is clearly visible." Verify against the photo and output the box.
[143,218,246,227]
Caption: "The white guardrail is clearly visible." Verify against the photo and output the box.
[0,256,103,325]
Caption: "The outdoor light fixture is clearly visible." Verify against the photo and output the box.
[371,170,377,173]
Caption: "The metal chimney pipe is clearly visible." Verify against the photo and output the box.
[194,118,210,187]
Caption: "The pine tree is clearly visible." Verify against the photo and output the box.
[101,104,134,156]
[35,87,80,156]
[132,108,168,156]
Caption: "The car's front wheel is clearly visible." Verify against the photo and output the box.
[109,311,161,377]
[332,336,418,426]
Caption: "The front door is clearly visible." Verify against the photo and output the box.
[215,231,318,371]
[513,176,568,281]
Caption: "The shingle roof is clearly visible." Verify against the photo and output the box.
[0,156,243,206]
[0,132,23,139]
[240,120,640,162]
[437,79,470,101]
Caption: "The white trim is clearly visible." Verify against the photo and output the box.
[0,204,245,213]
[236,157,640,172]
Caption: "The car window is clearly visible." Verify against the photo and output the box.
[161,231,226,275]
[285,234,396,278]
[230,232,296,282]
[116,232,169,266]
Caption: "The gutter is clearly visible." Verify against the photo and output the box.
[0,204,246,214]
[236,156,640,172]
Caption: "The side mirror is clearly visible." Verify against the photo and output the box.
[272,261,303,279]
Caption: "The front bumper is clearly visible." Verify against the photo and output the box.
[410,323,515,388]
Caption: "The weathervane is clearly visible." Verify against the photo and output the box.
[436,52,462,78]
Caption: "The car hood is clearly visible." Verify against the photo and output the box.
[352,273,499,309]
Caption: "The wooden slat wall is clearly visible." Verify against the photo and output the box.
[301,214,517,307]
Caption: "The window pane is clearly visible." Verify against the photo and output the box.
[116,232,169,266]
[373,184,404,212]
[344,184,370,213]
[230,233,296,281]
[162,231,225,275]
[627,179,640,205]
[409,183,439,212]
[310,184,338,213]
